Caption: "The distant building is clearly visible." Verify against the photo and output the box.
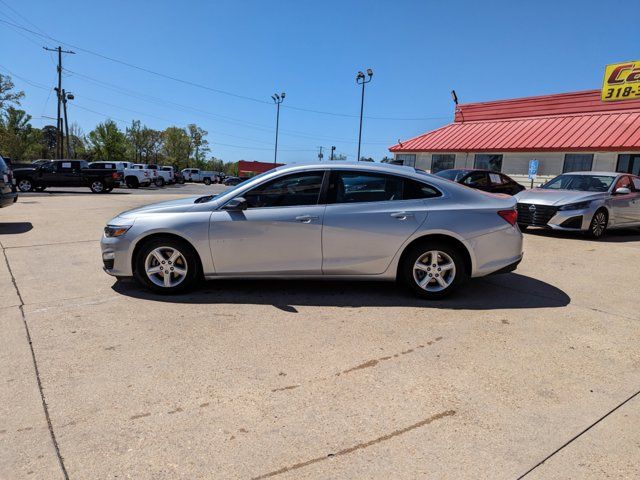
[389,90,640,184]
[237,160,284,177]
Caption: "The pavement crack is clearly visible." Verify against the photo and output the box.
[1,241,70,480]
[516,388,640,479]
[251,410,456,479]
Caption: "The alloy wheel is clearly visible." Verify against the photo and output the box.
[413,250,456,292]
[18,180,32,192]
[91,181,104,193]
[144,247,188,288]
[591,211,607,237]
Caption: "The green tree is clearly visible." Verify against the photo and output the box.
[187,124,210,164]
[162,126,190,169]
[0,107,39,161]
[126,119,145,163]
[0,74,24,113]
[87,120,127,160]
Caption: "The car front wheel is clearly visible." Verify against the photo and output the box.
[18,179,34,192]
[134,237,200,294]
[586,209,608,239]
[402,241,467,299]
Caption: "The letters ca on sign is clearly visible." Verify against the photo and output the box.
[601,61,640,102]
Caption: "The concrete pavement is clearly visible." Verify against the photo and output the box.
[1,186,639,479]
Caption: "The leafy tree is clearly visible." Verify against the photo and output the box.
[187,124,210,164]
[162,126,190,169]
[39,125,58,159]
[0,107,39,161]
[87,120,128,160]
[0,74,24,113]
[126,120,146,162]
[68,123,87,159]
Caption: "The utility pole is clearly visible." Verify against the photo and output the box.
[271,92,285,164]
[44,46,75,159]
[330,146,336,161]
[317,146,324,162]
[355,68,373,162]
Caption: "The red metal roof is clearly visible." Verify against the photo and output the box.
[390,90,640,153]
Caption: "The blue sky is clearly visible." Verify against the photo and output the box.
[2,0,638,163]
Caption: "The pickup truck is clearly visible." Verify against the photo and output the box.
[146,164,171,186]
[181,168,219,185]
[161,166,182,184]
[89,161,153,189]
[13,160,122,193]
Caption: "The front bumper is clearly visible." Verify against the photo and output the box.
[101,232,135,277]
[518,203,595,231]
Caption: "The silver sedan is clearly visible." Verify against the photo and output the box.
[101,163,523,299]
[515,172,640,239]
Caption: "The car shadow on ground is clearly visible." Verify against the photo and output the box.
[0,222,33,235]
[524,227,640,243]
[20,190,131,196]
[112,273,570,312]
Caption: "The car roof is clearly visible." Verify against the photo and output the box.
[560,171,620,176]
[274,161,424,176]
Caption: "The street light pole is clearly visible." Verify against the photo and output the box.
[356,68,373,162]
[271,92,285,164]
[62,90,74,158]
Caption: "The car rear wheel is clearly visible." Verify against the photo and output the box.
[401,241,467,299]
[203,178,212,185]
[90,180,105,193]
[134,237,200,294]
[586,209,608,239]
[126,177,139,189]
[18,179,34,192]
[155,177,165,187]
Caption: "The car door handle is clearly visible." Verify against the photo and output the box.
[295,215,319,223]
[390,211,414,220]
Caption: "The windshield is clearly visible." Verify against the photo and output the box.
[541,174,615,192]
[435,169,467,181]
[202,170,274,202]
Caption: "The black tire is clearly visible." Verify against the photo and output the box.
[18,179,34,192]
[203,177,212,185]
[126,177,139,189]
[34,185,47,192]
[401,240,467,299]
[90,180,105,193]
[586,209,608,239]
[179,178,185,184]
[133,237,200,294]
[518,224,528,231]
[155,177,165,187]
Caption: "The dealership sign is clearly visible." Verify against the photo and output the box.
[602,61,640,101]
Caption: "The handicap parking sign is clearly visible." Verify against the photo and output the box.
[528,159,539,179]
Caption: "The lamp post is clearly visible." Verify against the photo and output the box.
[356,68,373,162]
[271,92,285,164]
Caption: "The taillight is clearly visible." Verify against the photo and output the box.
[144,171,148,177]
[498,209,517,226]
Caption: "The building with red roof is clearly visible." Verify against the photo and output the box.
[389,90,640,183]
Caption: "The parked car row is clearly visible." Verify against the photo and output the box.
[0,155,18,208]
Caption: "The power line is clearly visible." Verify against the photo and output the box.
[0,17,450,122]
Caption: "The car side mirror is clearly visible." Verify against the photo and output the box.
[222,197,247,211]
[614,187,631,195]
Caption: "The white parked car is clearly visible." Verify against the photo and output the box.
[160,166,177,184]
[181,168,217,185]
[89,161,152,188]
[146,164,171,187]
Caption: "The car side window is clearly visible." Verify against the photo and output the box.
[489,173,503,185]
[632,177,640,191]
[402,178,441,199]
[244,171,324,208]
[463,171,488,187]
[327,171,403,204]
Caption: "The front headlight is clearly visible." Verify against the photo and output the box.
[104,225,132,237]
[558,201,592,211]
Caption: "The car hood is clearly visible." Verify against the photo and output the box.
[515,189,606,206]
[117,196,206,218]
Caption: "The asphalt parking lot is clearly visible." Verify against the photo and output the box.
[1,185,639,479]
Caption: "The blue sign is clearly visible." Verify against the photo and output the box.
[528,159,539,179]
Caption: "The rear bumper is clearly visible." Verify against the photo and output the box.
[488,256,522,275]
[468,226,524,278]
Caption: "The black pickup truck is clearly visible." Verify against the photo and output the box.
[13,160,123,193]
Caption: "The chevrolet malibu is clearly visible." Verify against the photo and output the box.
[101,163,523,299]
[516,172,640,239]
